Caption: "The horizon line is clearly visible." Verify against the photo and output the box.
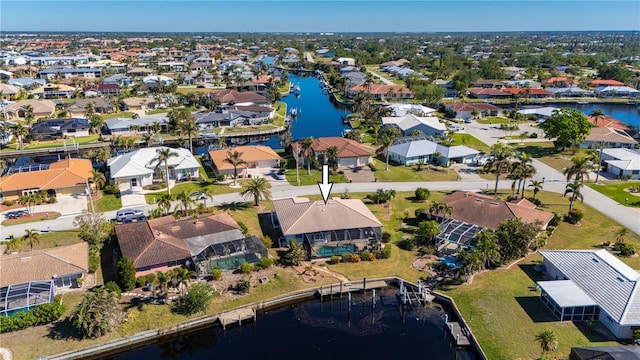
[3,30,640,34]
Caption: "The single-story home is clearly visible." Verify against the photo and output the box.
[501,87,553,98]
[347,83,413,100]
[142,75,174,86]
[538,249,640,339]
[209,89,269,106]
[336,57,356,66]
[8,78,46,90]
[444,103,503,121]
[386,138,479,166]
[0,158,92,202]
[271,197,383,258]
[0,83,20,99]
[0,242,88,289]
[102,74,134,86]
[601,148,640,180]
[102,117,168,137]
[121,97,158,111]
[466,88,511,99]
[580,127,638,149]
[107,147,201,188]
[386,103,436,117]
[595,86,640,98]
[570,346,640,360]
[115,213,268,276]
[30,118,90,140]
[381,114,447,137]
[545,87,595,97]
[65,98,115,117]
[208,145,281,176]
[589,79,625,87]
[292,137,372,168]
[517,107,560,122]
[3,99,56,121]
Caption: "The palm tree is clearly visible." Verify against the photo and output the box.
[590,109,605,127]
[484,143,514,196]
[563,156,591,184]
[154,271,169,299]
[156,193,173,215]
[174,190,195,216]
[241,177,271,206]
[301,137,314,175]
[223,150,246,187]
[440,203,454,218]
[90,169,106,192]
[386,189,396,217]
[171,267,196,296]
[528,180,544,200]
[428,200,441,219]
[379,135,396,172]
[535,329,558,354]
[326,146,339,166]
[202,186,215,208]
[615,227,629,243]
[563,181,584,211]
[180,118,198,153]
[475,231,501,268]
[22,229,40,251]
[23,104,34,125]
[150,148,179,195]
[11,124,28,150]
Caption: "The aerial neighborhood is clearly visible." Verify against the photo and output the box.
[1,30,640,360]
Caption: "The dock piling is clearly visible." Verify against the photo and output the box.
[372,289,376,308]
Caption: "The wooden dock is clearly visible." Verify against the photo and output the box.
[217,308,256,330]
[318,280,388,296]
[446,322,471,346]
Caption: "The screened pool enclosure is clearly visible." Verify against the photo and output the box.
[191,236,268,276]
[303,227,382,259]
[0,281,55,316]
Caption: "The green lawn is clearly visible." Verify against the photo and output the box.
[93,193,122,212]
[144,180,249,204]
[475,116,511,124]
[1,212,61,226]
[102,111,136,119]
[3,134,101,151]
[449,133,492,153]
[371,157,459,182]
[284,168,348,186]
[145,108,169,115]
[589,181,640,207]
[175,87,214,94]
[5,231,82,252]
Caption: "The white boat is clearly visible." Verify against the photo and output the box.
[576,100,588,105]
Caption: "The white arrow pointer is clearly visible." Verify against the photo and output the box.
[318,164,333,204]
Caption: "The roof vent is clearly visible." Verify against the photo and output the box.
[617,276,625,283]
[475,198,483,202]
[491,201,499,205]
[592,258,599,263]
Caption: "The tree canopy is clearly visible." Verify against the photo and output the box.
[538,108,591,151]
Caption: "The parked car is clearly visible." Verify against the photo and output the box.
[116,209,146,222]
[189,191,206,200]
[449,125,463,132]
[274,170,286,181]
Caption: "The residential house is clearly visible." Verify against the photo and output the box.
[271,197,383,258]
[336,57,356,66]
[121,97,158,111]
[501,87,553,98]
[0,242,88,289]
[381,114,447,137]
[542,77,576,87]
[65,98,115,117]
[3,99,56,121]
[102,117,168,137]
[208,145,281,176]
[142,75,174,86]
[8,78,46,90]
[292,137,372,168]
[30,118,90,140]
[0,69,14,79]
[115,213,268,276]
[466,88,511,99]
[386,137,479,166]
[194,108,272,128]
[471,80,504,89]
[601,148,640,180]
[379,59,410,68]
[107,147,201,188]
[38,68,101,80]
[0,83,20,99]
[97,83,121,96]
[518,107,560,122]
[210,89,269,106]
[538,249,640,339]
[504,80,541,88]
[386,103,436,117]
[445,103,503,121]
[30,84,76,99]
[347,83,413,100]
[589,79,624,87]
[0,158,92,201]
[545,87,595,98]
[102,74,134,87]
[126,67,155,77]
[595,86,640,98]
[580,127,638,149]
[570,346,640,360]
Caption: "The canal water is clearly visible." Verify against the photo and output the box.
[548,102,640,128]
[100,287,479,360]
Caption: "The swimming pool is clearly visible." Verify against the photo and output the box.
[439,256,461,269]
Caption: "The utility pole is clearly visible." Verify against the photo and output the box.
[594,141,604,184]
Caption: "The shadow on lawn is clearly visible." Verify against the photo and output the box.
[257,212,282,248]
[515,296,556,323]
[512,144,560,158]
[47,318,82,341]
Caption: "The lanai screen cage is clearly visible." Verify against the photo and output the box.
[0,281,55,316]
[191,236,268,275]
[304,227,382,259]
[435,218,483,254]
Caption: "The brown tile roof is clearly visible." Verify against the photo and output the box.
[436,191,554,229]
[0,158,92,192]
[272,197,382,236]
[292,137,371,159]
[349,83,412,95]
[590,79,624,87]
[209,145,280,172]
[445,102,503,112]
[4,99,56,116]
[210,89,267,104]
[585,127,637,145]
[0,242,88,287]
[115,213,243,269]
[467,88,511,97]
[587,115,631,131]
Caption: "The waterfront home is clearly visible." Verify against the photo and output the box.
[102,74,134,87]
[601,148,640,180]
[271,197,383,258]
[501,87,553,98]
[444,103,503,121]
[545,87,595,98]
[107,147,201,188]
[292,137,372,168]
[115,213,268,276]
[0,158,92,202]
[580,127,638,149]
[466,88,511,99]
[504,80,541,88]
[542,77,576,87]
[30,118,90,140]
[38,67,101,80]
[30,83,77,99]
[589,79,625,87]
[517,106,560,122]
[347,83,413,100]
[65,97,115,117]
[587,115,633,132]
[386,137,479,166]
[208,145,281,177]
[209,89,269,106]
[381,114,447,137]
[102,117,168,137]
[538,249,640,339]
[386,103,436,117]
[595,86,640,98]
[8,78,46,90]
[0,242,88,289]
[194,108,271,128]
[471,80,504,89]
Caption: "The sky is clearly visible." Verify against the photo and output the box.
[1,1,639,33]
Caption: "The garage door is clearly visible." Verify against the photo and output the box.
[339,157,359,168]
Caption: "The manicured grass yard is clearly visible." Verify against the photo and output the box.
[449,133,492,153]
[475,116,511,124]
[1,212,61,226]
[371,158,459,182]
[102,111,136,119]
[93,193,122,212]
[589,181,640,207]
[284,168,348,186]
[510,142,591,173]
[5,231,82,252]
[2,134,101,151]
[144,180,250,204]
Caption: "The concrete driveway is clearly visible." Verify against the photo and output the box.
[119,183,147,208]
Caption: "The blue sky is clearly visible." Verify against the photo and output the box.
[2,1,639,32]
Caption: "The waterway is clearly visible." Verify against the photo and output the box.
[548,102,640,128]
[101,287,479,360]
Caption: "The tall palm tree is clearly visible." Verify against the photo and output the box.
[22,229,40,251]
[223,150,247,187]
[155,271,169,299]
[380,135,396,172]
[475,231,501,269]
[156,193,173,215]
[563,156,591,184]
[202,186,215,208]
[484,143,514,196]
[174,190,195,216]
[535,329,558,354]
[326,146,339,166]
[528,179,544,200]
[171,267,196,296]
[11,124,28,150]
[590,109,605,127]
[301,137,314,175]
[150,148,179,195]
[386,189,396,217]
[23,104,34,125]
[180,117,198,153]
[440,203,454,218]
[90,169,106,192]
[241,177,271,206]
[563,181,584,211]
[428,200,441,219]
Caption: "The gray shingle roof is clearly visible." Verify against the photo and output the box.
[540,249,640,325]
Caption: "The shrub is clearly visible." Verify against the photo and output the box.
[260,235,273,248]
[145,273,156,285]
[1,295,67,333]
[526,197,542,206]
[633,328,640,340]
[103,184,121,195]
[256,257,274,270]
[341,253,354,263]
[3,200,15,206]
[117,258,136,291]
[238,221,250,236]
[234,278,251,294]
[546,225,556,236]
[415,187,430,201]
[381,232,391,243]
[529,132,538,138]
[414,208,426,220]
[565,208,584,224]
[329,255,340,264]
[216,174,226,182]
[173,283,217,315]
[614,242,636,257]
[397,238,415,251]
[47,197,57,204]
[104,281,122,298]
[376,245,392,259]
[350,254,361,263]
[210,268,223,280]
[240,262,253,274]
[135,276,147,288]
[549,212,561,227]
[360,250,375,261]
[88,255,100,273]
